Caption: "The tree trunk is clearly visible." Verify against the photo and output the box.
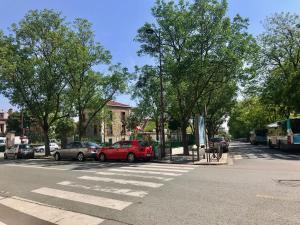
[43,124,50,156]
[155,118,159,141]
[182,122,189,155]
[78,109,83,141]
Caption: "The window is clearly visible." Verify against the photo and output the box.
[107,125,113,136]
[109,111,113,120]
[121,112,125,121]
[122,141,132,148]
[0,113,3,119]
[0,124,4,133]
[72,142,83,148]
[121,125,126,135]
[112,142,120,149]
[291,119,300,133]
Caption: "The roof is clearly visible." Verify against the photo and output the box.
[107,100,131,108]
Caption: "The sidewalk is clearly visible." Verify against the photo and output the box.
[153,147,228,165]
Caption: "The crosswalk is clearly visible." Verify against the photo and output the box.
[0,162,197,225]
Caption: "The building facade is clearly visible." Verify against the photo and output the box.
[84,101,131,144]
[0,109,10,136]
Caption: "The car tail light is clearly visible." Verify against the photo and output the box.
[287,136,292,144]
[88,147,96,153]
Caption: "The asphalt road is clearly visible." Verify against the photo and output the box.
[0,142,299,225]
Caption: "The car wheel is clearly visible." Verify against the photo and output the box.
[54,153,61,161]
[99,153,106,162]
[4,153,7,160]
[127,153,135,163]
[40,148,44,152]
[77,152,85,162]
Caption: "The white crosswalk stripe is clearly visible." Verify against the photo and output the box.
[0,196,104,225]
[96,171,174,181]
[58,181,148,198]
[144,163,196,168]
[0,161,197,224]
[32,187,132,210]
[78,175,163,188]
[121,166,189,173]
[131,164,195,170]
[109,168,182,176]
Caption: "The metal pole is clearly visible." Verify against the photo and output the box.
[158,31,165,159]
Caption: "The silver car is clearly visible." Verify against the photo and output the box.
[52,141,100,161]
[4,144,35,159]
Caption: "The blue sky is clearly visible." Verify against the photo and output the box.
[0,0,299,111]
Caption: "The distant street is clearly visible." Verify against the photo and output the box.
[0,142,299,225]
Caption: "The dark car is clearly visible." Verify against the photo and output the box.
[209,137,229,153]
[4,144,35,159]
[97,140,154,163]
[53,141,101,161]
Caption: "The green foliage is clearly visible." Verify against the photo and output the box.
[144,121,156,132]
[136,0,256,154]
[0,9,72,155]
[228,97,285,138]
[6,112,22,135]
[259,12,300,114]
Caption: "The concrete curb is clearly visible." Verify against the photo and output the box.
[152,153,229,165]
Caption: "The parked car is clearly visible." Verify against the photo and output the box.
[35,142,60,153]
[4,144,35,159]
[97,140,154,163]
[208,137,229,153]
[52,141,101,161]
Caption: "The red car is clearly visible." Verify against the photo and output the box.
[97,140,154,163]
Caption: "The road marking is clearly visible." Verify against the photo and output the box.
[120,166,188,173]
[78,176,163,188]
[131,165,194,170]
[3,164,97,173]
[96,171,173,181]
[32,187,132,210]
[256,194,298,202]
[0,196,104,225]
[144,163,196,168]
[233,155,242,160]
[4,164,68,171]
[58,181,148,198]
[109,168,182,176]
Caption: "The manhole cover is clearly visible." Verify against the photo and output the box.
[276,179,300,187]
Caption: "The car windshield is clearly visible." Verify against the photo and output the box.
[19,144,31,149]
[139,141,150,147]
[291,119,300,134]
[0,140,4,144]
[84,142,100,148]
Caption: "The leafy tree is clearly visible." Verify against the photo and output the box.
[198,81,237,139]
[228,97,285,138]
[259,12,300,113]
[63,20,129,139]
[6,112,22,135]
[131,65,161,140]
[54,118,76,148]
[0,10,72,155]
[136,0,256,154]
